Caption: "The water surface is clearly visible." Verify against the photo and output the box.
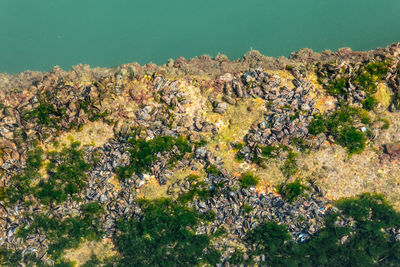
[1,0,399,73]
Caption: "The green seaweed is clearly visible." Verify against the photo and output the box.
[240,172,260,188]
[17,202,104,260]
[23,103,64,129]
[336,126,366,155]
[308,105,368,155]
[114,198,221,266]
[242,204,254,214]
[276,179,307,202]
[5,147,44,204]
[326,77,347,95]
[308,114,326,135]
[206,164,222,176]
[117,133,192,180]
[362,95,378,111]
[229,249,245,265]
[5,143,91,205]
[280,151,298,179]
[36,141,91,205]
[241,193,400,266]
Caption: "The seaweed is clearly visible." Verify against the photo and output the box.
[250,144,280,166]
[240,172,260,188]
[242,193,400,266]
[5,143,91,205]
[280,151,298,179]
[308,114,326,135]
[326,77,347,96]
[177,174,223,203]
[36,141,91,205]
[231,142,245,150]
[276,179,307,202]
[228,249,245,265]
[377,117,390,130]
[0,248,47,267]
[336,126,366,155]
[244,221,295,266]
[362,95,378,111]
[242,204,254,214]
[17,202,104,260]
[114,198,221,266]
[23,103,64,130]
[206,164,222,176]
[308,105,368,155]
[317,60,390,112]
[117,134,192,180]
[5,147,44,204]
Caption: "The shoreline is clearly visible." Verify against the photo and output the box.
[1,42,400,265]
[2,43,400,93]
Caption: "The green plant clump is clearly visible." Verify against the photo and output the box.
[250,144,280,166]
[114,198,221,266]
[276,179,308,202]
[17,202,105,260]
[37,142,91,205]
[206,164,222,176]
[242,204,254,214]
[239,172,260,188]
[308,105,368,155]
[308,114,326,135]
[336,126,366,155]
[244,221,294,266]
[117,133,192,180]
[0,248,46,267]
[23,103,64,130]
[5,147,44,204]
[377,118,390,130]
[362,95,378,111]
[280,151,299,179]
[240,193,400,266]
[177,175,212,203]
[228,249,245,265]
[353,61,390,95]
[321,61,389,100]
[231,142,245,150]
[303,193,400,266]
[326,77,347,95]
[5,143,91,205]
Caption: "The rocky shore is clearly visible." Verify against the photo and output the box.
[1,44,400,266]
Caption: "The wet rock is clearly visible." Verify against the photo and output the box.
[222,95,236,105]
[232,79,243,97]
[384,142,400,158]
[189,133,201,143]
[213,101,228,114]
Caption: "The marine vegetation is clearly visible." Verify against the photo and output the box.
[117,131,192,180]
[113,198,221,267]
[241,193,400,266]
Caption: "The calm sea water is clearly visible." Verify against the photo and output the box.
[1,0,400,73]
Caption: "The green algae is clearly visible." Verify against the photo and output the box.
[117,132,192,180]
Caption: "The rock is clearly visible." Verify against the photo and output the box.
[222,95,236,105]
[194,120,203,131]
[219,73,233,83]
[213,101,227,114]
[167,59,174,67]
[385,142,400,158]
[189,133,201,143]
[232,79,243,97]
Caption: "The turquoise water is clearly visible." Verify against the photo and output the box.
[1,0,400,73]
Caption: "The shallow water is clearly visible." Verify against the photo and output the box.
[1,0,399,73]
